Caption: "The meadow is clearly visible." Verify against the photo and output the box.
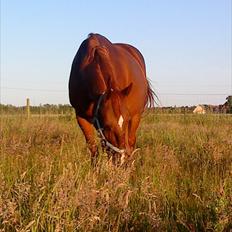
[0,113,232,231]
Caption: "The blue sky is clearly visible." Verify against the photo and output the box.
[1,0,231,106]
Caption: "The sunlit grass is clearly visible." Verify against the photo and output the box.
[0,114,232,231]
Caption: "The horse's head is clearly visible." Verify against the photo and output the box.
[95,83,133,163]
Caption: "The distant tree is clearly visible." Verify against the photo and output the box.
[225,95,232,113]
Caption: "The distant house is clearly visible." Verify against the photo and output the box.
[193,105,206,114]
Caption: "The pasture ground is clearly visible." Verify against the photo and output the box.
[0,113,232,231]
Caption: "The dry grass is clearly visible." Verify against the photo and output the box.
[0,114,232,231]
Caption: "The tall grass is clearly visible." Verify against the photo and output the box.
[0,114,232,231]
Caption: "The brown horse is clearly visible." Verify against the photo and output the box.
[69,33,154,164]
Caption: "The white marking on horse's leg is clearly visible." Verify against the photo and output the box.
[118,115,124,128]
[120,153,125,165]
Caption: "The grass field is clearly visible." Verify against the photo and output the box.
[0,113,232,231]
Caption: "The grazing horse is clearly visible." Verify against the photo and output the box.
[69,33,154,164]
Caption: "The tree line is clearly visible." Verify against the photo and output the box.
[1,96,231,115]
[0,104,74,115]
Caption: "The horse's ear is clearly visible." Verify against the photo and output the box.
[121,83,133,96]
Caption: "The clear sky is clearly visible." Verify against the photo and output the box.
[1,0,231,106]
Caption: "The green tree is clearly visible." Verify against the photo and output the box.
[225,96,232,113]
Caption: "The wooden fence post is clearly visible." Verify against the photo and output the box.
[26,98,30,119]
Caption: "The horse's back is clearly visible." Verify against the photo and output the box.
[114,43,146,76]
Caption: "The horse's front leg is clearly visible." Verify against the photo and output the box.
[128,114,141,153]
[76,116,98,164]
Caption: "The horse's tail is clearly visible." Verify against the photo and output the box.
[146,78,158,108]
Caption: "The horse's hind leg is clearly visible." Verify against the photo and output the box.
[77,116,98,164]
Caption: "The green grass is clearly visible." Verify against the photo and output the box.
[0,114,232,231]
